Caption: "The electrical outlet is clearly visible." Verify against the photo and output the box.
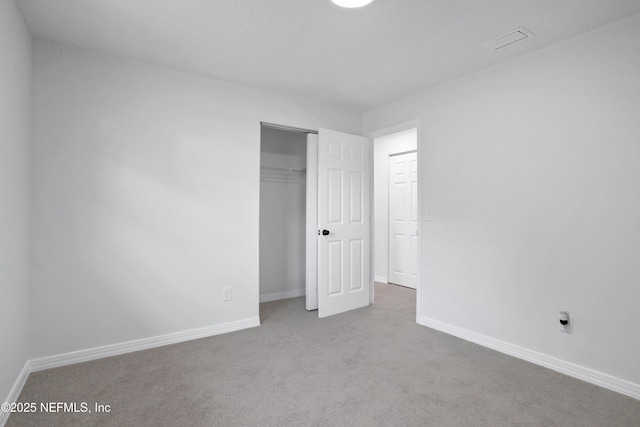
[223,287,232,302]
[559,311,573,334]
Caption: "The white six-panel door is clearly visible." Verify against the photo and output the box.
[388,151,418,289]
[317,129,370,318]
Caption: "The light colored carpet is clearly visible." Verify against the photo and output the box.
[8,283,640,426]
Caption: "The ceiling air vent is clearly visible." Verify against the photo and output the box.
[484,27,534,51]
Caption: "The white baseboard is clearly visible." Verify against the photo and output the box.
[1,317,260,426]
[374,275,388,283]
[418,315,640,401]
[1,362,31,426]
[259,289,305,303]
[29,317,260,372]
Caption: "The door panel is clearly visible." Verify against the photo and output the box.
[349,239,364,291]
[328,169,343,223]
[349,172,363,223]
[328,241,343,295]
[388,151,418,289]
[318,129,370,318]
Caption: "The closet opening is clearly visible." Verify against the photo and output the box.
[259,123,314,313]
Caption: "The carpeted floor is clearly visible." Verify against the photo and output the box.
[7,283,640,426]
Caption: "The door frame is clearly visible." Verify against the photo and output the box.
[259,122,319,311]
[305,133,318,310]
[258,121,390,316]
[366,119,422,322]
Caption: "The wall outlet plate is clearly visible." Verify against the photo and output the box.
[559,313,573,334]
[223,287,232,302]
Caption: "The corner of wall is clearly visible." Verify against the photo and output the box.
[0,0,33,418]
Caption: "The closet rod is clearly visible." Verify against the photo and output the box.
[261,122,318,135]
[260,166,306,174]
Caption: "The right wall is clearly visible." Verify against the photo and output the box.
[363,14,640,395]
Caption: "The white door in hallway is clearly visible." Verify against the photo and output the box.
[317,128,371,318]
[388,151,418,289]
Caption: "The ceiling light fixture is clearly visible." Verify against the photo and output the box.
[331,0,374,8]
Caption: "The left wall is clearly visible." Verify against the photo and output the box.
[29,40,361,360]
[0,0,31,409]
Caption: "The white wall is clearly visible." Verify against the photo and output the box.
[0,0,31,405]
[259,128,307,301]
[364,14,640,390]
[372,128,417,282]
[30,41,361,359]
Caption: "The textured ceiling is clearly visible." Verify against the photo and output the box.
[16,0,640,111]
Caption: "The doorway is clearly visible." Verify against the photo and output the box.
[372,127,419,289]
[388,150,418,288]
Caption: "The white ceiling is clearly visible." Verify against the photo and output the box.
[16,0,640,111]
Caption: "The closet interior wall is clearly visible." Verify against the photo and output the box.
[259,127,307,302]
